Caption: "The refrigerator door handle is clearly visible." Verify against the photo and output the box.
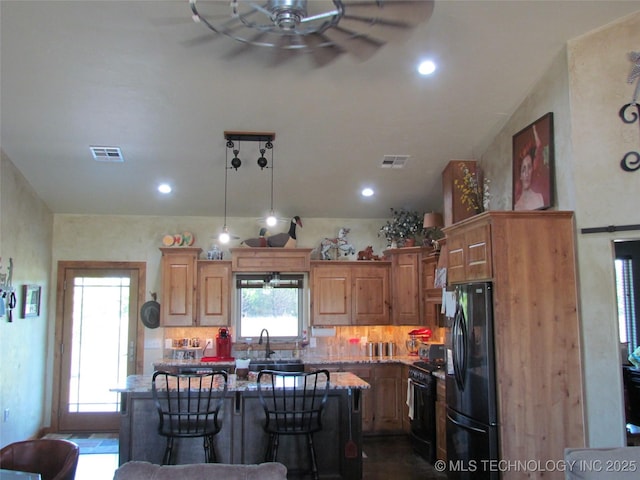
[447,412,487,434]
[459,304,468,385]
[451,304,459,384]
[452,301,467,391]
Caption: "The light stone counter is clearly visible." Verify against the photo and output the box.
[111,371,370,393]
[153,354,420,371]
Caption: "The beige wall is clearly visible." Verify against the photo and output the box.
[50,214,391,374]
[568,12,640,447]
[0,151,53,446]
[481,11,640,447]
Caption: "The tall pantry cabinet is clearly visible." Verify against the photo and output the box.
[443,211,585,478]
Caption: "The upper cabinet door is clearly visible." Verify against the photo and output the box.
[311,264,351,326]
[444,217,492,284]
[390,251,422,325]
[160,248,201,326]
[352,265,390,326]
[197,261,231,326]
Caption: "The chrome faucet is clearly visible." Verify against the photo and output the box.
[258,328,275,359]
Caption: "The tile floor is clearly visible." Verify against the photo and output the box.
[75,434,446,480]
[76,453,119,480]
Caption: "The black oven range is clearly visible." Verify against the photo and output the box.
[408,361,441,463]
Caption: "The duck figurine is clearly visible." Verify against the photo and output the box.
[241,227,269,248]
[267,216,302,248]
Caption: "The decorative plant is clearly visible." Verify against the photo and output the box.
[379,208,424,246]
[453,163,490,213]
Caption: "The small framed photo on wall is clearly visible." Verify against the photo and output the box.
[512,112,554,211]
[21,284,41,318]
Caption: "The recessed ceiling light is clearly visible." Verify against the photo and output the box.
[361,187,374,197]
[158,183,172,194]
[417,60,437,76]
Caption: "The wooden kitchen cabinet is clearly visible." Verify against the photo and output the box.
[445,219,491,283]
[372,364,403,433]
[160,248,231,327]
[197,261,231,326]
[351,264,390,326]
[421,251,442,330]
[443,211,585,476]
[435,377,446,461]
[310,262,390,326]
[401,364,411,434]
[160,248,201,326]
[311,264,351,326]
[309,362,401,434]
[384,248,424,325]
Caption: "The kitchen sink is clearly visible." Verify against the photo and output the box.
[249,359,304,372]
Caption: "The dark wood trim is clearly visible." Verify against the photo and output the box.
[51,261,146,432]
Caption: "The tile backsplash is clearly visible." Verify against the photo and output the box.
[162,324,445,360]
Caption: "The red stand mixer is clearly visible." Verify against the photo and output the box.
[406,328,432,355]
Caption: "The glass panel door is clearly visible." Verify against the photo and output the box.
[58,268,138,431]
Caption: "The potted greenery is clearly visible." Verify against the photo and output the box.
[379,208,424,247]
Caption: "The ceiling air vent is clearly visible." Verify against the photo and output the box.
[380,155,410,168]
[90,146,124,163]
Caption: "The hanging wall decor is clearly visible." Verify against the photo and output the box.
[619,51,640,172]
[512,112,554,211]
[21,284,41,318]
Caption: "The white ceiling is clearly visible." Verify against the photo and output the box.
[2,0,639,222]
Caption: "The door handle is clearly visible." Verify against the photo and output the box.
[447,412,487,434]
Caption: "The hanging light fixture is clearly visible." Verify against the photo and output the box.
[263,139,277,227]
[223,131,277,229]
[218,138,234,244]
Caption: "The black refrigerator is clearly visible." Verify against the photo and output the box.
[446,282,499,479]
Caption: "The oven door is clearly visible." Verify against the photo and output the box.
[410,378,437,463]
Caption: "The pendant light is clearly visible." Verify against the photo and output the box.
[219,139,233,244]
[263,139,277,227]
[222,131,277,232]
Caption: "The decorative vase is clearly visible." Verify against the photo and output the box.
[404,238,416,247]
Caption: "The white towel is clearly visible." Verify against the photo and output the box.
[406,378,414,420]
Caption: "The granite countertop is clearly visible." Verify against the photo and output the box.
[154,354,420,370]
[111,371,370,394]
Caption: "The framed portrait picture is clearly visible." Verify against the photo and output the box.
[21,284,41,318]
[512,112,554,211]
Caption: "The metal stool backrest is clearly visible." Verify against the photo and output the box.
[257,369,330,435]
[152,370,228,438]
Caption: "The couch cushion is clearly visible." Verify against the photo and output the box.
[564,447,640,480]
[113,461,287,480]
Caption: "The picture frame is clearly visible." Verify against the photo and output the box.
[512,112,554,211]
[21,284,41,318]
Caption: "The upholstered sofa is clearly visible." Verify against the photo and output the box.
[564,446,640,479]
[113,461,287,480]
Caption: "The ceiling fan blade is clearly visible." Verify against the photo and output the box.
[300,9,341,23]
[220,30,271,59]
[342,13,411,29]
[321,25,384,61]
[304,33,343,67]
[267,35,305,66]
[345,0,434,23]
[247,2,274,18]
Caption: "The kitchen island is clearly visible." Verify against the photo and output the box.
[112,372,369,479]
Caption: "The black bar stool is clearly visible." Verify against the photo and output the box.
[257,369,330,480]
[152,370,228,464]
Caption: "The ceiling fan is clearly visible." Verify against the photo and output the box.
[188,0,434,64]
